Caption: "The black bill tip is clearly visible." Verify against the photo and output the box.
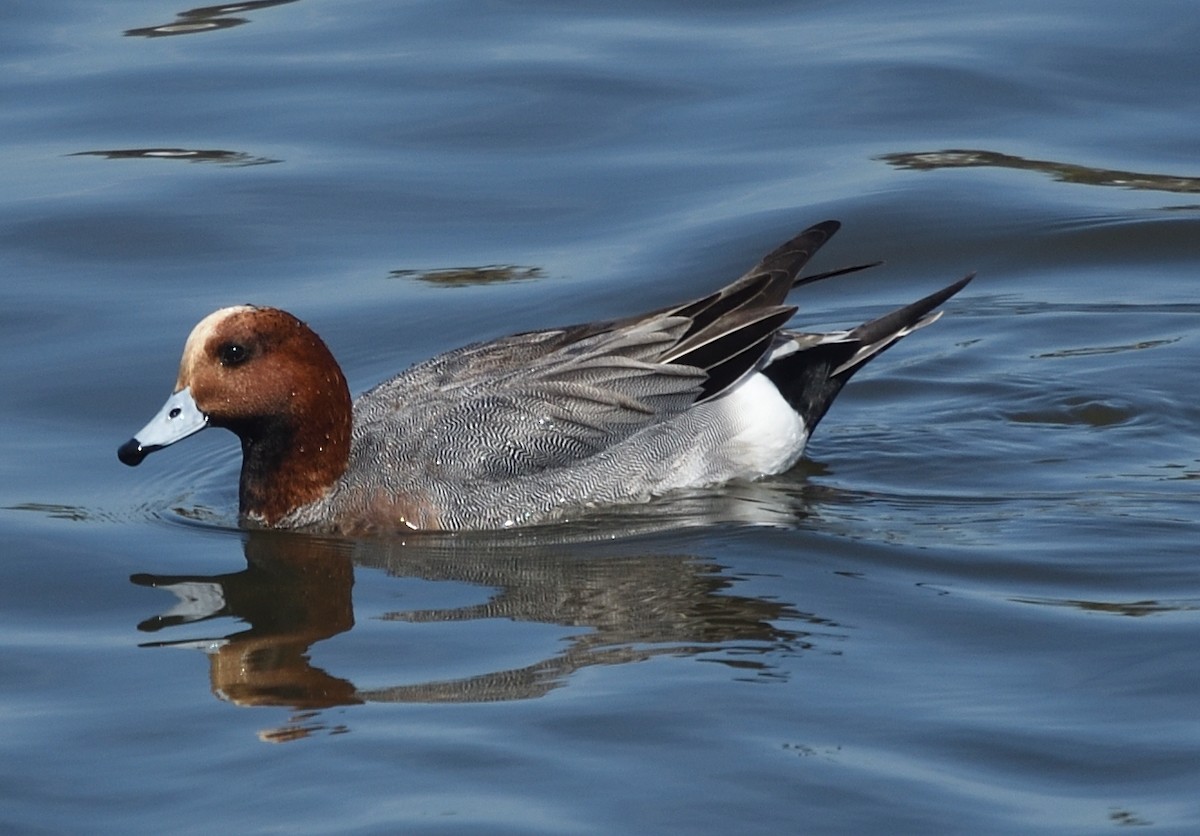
[118,438,150,466]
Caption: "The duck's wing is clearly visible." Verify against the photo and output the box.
[355,313,710,481]
[354,221,869,481]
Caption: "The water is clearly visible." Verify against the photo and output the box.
[2,0,1199,832]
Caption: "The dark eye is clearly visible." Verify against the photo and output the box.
[218,342,249,366]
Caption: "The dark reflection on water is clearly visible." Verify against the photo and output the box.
[389,265,547,288]
[1005,396,1138,428]
[133,526,840,740]
[70,149,281,167]
[133,535,359,704]
[1033,339,1179,359]
[1109,809,1155,828]
[1010,596,1199,617]
[880,149,1200,194]
[6,502,94,522]
[124,0,300,38]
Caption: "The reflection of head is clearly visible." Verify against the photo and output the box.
[134,532,358,716]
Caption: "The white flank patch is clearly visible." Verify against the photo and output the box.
[717,372,808,476]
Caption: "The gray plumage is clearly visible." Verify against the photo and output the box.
[288,221,972,530]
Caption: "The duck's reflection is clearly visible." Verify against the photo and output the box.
[354,540,823,704]
[134,488,844,739]
[133,533,360,712]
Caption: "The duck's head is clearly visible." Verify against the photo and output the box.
[119,305,352,524]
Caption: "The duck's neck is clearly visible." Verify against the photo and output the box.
[236,395,352,527]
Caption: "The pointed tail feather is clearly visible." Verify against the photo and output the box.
[791,260,883,290]
[739,219,842,290]
[833,273,974,376]
[671,220,844,329]
[763,273,973,433]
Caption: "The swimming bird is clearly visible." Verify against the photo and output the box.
[118,221,971,534]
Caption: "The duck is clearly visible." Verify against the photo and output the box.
[118,220,972,534]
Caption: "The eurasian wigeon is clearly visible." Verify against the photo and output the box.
[118,221,971,534]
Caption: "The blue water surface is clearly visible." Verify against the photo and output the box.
[1,0,1198,832]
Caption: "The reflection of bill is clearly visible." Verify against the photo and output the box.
[133,518,842,740]
[880,149,1200,194]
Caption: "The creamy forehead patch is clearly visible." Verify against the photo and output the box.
[176,305,257,390]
